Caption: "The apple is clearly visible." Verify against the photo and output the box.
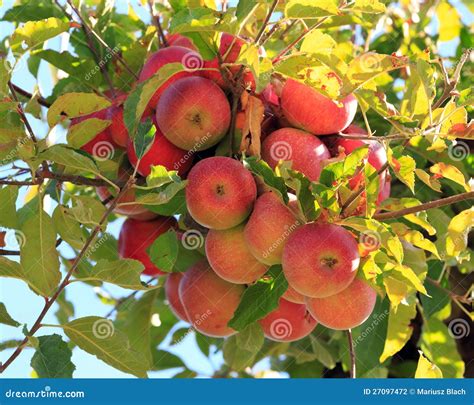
[244,192,301,265]
[281,79,357,135]
[126,125,192,177]
[179,261,244,337]
[259,298,317,342]
[155,76,231,151]
[185,157,257,230]
[118,216,177,276]
[165,272,190,322]
[261,128,330,181]
[282,223,360,298]
[167,33,196,50]
[305,278,376,330]
[107,105,128,148]
[138,46,199,113]
[282,284,306,304]
[205,224,268,284]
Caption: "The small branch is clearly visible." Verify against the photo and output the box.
[0,249,20,256]
[8,82,39,144]
[147,0,168,47]
[347,329,356,378]
[425,277,472,305]
[373,191,474,221]
[255,0,279,46]
[9,84,51,108]
[0,171,121,188]
[0,177,135,373]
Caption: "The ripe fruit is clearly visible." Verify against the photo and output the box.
[282,223,360,298]
[282,285,306,304]
[155,77,231,151]
[186,157,257,230]
[126,126,192,177]
[107,105,128,148]
[165,273,190,322]
[305,278,376,330]
[259,298,317,342]
[261,128,330,181]
[179,261,244,337]
[167,33,196,50]
[244,192,301,265]
[138,46,198,112]
[281,79,357,135]
[118,216,176,276]
[205,224,268,284]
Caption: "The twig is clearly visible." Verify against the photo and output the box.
[255,0,279,46]
[8,82,39,144]
[347,329,356,378]
[0,249,20,256]
[0,176,135,373]
[373,191,474,221]
[9,84,51,108]
[425,277,472,305]
[147,0,168,47]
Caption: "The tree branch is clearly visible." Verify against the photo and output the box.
[347,329,356,378]
[8,82,39,144]
[9,84,51,108]
[147,0,168,47]
[255,0,279,46]
[373,191,474,221]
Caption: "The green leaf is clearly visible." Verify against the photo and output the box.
[150,349,186,371]
[62,316,148,378]
[2,4,64,22]
[236,322,264,353]
[11,17,70,52]
[415,351,443,378]
[30,334,75,378]
[390,155,416,193]
[39,145,100,175]
[47,93,111,126]
[67,118,112,149]
[146,165,181,188]
[319,146,369,187]
[228,265,288,331]
[76,259,156,290]
[20,209,60,297]
[285,0,340,19]
[310,335,336,369]
[223,334,258,371]
[68,195,106,228]
[52,205,87,250]
[379,295,416,363]
[0,302,20,327]
[55,291,75,325]
[133,117,156,159]
[420,317,465,378]
[0,186,19,229]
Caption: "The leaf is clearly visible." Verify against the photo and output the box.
[47,93,111,126]
[415,351,443,378]
[381,198,435,235]
[39,145,100,176]
[67,118,112,149]
[2,4,64,22]
[228,265,288,331]
[402,60,436,120]
[133,117,156,159]
[0,302,20,327]
[352,0,386,13]
[52,205,86,250]
[11,17,70,51]
[0,186,19,229]
[75,259,156,290]
[319,146,369,187]
[20,209,60,297]
[223,335,258,371]
[30,334,75,378]
[391,223,440,259]
[151,349,186,371]
[310,336,336,369]
[391,155,416,193]
[239,95,264,157]
[446,208,474,257]
[285,0,340,19]
[236,322,264,353]
[301,30,336,54]
[146,165,181,188]
[62,316,148,378]
[430,163,470,192]
[436,1,462,41]
[68,195,106,227]
[415,168,442,192]
[379,295,416,363]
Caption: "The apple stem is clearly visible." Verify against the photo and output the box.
[347,329,356,379]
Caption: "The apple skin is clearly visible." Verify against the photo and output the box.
[126,125,193,177]
[262,128,330,181]
[185,157,257,230]
[244,192,301,266]
[281,79,357,135]
[155,77,231,151]
[138,46,198,113]
[165,272,190,322]
[107,105,128,148]
[205,224,268,284]
[305,278,377,330]
[179,261,244,337]
[282,285,306,304]
[167,33,196,50]
[282,223,360,298]
[259,298,317,342]
[118,216,177,276]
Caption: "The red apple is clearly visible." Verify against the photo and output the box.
[167,34,196,50]
[282,223,360,298]
[205,224,268,284]
[185,157,257,230]
[262,128,330,181]
[282,285,306,304]
[259,298,317,342]
[107,105,128,148]
[244,192,301,265]
[118,216,177,276]
[281,79,357,135]
[305,278,377,330]
[155,76,231,151]
[165,272,190,322]
[179,261,244,337]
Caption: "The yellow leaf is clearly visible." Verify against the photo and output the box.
[392,223,441,259]
[430,162,470,192]
[436,1,462,42]
[446,208,474,257]
[414,169,442,192]
[415,351,443,378]
[383,276,408,307]
[301,30,336,54]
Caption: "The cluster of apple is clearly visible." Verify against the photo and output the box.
[69,32,390,342]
